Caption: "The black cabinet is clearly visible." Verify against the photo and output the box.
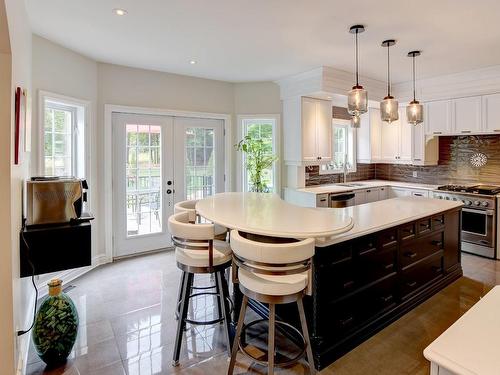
[20,222,92,277]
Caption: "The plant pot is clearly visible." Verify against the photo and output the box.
[32,279,79,365]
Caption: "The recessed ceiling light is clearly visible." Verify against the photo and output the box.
[189,60,197,65]
[113,8,128,16]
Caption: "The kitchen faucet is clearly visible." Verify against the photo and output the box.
[342,154,350,183]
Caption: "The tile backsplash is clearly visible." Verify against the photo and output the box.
[305,135,500,187]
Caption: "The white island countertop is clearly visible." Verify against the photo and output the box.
[316,196,462,247]
[196,192,354,238]
[196,192,462,244]
[423,286,500,375]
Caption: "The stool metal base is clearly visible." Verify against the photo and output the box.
[172,266,233,367]
[227,293,316,375]
[238,318,306,368]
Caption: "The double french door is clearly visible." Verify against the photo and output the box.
[112,113,224,258]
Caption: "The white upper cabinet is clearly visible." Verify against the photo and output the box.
[483,93,500,133]
[425,100,452,135]
[399,109,413,162]
[453,96,482,134]
[283,96,332,164]
[356,108,381,163]
[412,122,438,166]
[380,116,400,162]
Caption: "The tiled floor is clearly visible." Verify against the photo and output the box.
[26,252,498,375]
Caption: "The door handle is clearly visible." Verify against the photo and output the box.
[167,180,173,186]
[166,189,172,194]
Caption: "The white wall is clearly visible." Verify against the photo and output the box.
[3,0,32,373]
[30,37,282,267]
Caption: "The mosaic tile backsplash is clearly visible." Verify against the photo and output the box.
[305,135,500,187]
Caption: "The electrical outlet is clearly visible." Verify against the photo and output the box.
[412,171,418,178]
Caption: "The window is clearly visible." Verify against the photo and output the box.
[238,116,280,193]
[320,119,356,174]
[41,95,86,178]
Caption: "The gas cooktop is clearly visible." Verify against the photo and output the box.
[437,184,500,195]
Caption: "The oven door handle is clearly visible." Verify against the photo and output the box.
[462,208,495,216]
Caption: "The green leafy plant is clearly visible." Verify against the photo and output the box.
[235,135,278,193]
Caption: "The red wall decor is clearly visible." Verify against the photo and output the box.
[14,87,21,165]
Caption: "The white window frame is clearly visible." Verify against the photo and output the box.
[319,118,357,175]
[236,114,281,193]
[38,90,92,196]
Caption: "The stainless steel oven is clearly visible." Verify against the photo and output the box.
[434,188,497,259]
[461,207,496,258]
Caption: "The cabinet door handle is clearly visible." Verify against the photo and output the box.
[433,131,442,134]
[366,189,371,193]
[461,130,471,133]
[414,193,424,197]
[320,198,327,202]
[407,281,417,288]
[414,158,422,161]
[380,295,393,303]
[340,316,354,327]
[343,280,355,289]
[432,266,443,274]
[431,240,443,247]
[383,263,394,270]
[404,251,417,259]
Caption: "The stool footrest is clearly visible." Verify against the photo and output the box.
[238,318,306,368]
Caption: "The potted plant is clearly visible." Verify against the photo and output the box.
[235,135,278,193]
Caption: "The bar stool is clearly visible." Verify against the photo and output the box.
[168,211,233,366]
[174,199,228,240]
[228,230,316,375]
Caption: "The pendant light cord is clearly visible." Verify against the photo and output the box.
[387,44,391,96]
[355,30,359,86]
[412,54,416,101]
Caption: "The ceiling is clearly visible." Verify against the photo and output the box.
[26,0,500,83]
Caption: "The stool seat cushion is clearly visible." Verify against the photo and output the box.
[214,224,228,236]
[175,240,232,268]
[238,268,308,296]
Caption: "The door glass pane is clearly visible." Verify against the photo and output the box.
[126,124,162,236]
[185,128,216,200]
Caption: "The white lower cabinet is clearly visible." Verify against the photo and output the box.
[389,187,429,198]
[365,188,380,203]
[379,186,388,200]
[354,190,367,205]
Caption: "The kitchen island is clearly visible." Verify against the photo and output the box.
[197,193,463,370]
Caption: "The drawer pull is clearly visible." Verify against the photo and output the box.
[339,316,354,327]
[320,198,327,202]
[403,227,414,234]
[431,240,443,247]
[407,281,417,288]
[405,251,417,259]
[433,218,444,224]
[380,295,393,303]
[383,263,394,270]
[366,189,371,193]
[420,222,430,228]
[461,130,471,133]
[343,280,355,289]
[432,266,442,274]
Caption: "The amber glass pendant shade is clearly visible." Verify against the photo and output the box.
[348,86,368,116]
[380,96,399,123]
[406,51,424,125]
[407,100,424,125]
[380,39,399,123]
[347,25,368,116]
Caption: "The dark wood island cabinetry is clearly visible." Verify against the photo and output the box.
[246,207,462,370]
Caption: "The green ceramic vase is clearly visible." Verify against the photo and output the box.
[32,279,79,365]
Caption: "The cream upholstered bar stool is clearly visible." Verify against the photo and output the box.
[173,199,229,320]
[168,211,233,366]
[228,230,316,375]
[174,199,228,240]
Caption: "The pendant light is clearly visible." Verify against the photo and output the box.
[347,25,368,118]
[351,114,361,128]
[406,50,424,125]
[380,39,399,123]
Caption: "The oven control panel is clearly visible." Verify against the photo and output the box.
[432,191,495,210]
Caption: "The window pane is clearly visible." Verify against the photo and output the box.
[185,128,216,200]
[243,120,275,192]
[44,104,73,176]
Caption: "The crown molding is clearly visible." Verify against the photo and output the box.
[276,66,386,101]
[394,65,500,102]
